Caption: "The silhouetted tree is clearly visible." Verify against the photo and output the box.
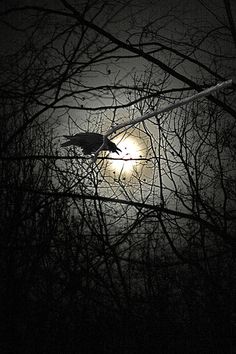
[1,1,235,353]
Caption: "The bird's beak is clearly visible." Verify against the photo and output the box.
[116,147,122,154]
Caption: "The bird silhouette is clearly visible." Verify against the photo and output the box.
[61,132,121,155]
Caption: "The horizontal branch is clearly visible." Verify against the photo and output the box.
[5,185,234,248]
[0,155,150,162]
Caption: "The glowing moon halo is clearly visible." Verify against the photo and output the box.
[110,137,140,173]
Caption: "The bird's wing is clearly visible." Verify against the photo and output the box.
[61,132,107,153]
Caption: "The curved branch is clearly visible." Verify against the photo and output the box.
[5,185,235,248]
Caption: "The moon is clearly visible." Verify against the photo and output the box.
[110,136,141,173]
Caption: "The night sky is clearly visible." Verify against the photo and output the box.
[1,1,236,353]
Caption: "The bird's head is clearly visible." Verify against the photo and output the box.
[108,141,122,154]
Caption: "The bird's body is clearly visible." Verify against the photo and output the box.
[61,132,121,155]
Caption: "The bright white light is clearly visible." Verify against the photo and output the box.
[110,137,140,173]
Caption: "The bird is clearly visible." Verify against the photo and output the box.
[61,132,122,155]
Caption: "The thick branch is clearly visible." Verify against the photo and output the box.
[105,80,233,137]
[60,0,236,119]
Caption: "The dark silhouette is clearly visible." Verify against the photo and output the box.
[61,132,121,154]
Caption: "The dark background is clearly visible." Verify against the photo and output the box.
[1,1,236,353]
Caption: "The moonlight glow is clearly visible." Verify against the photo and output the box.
[110,137,141,173]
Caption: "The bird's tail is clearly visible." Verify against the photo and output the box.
[61,141,72,147]
[61,135,73,147]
